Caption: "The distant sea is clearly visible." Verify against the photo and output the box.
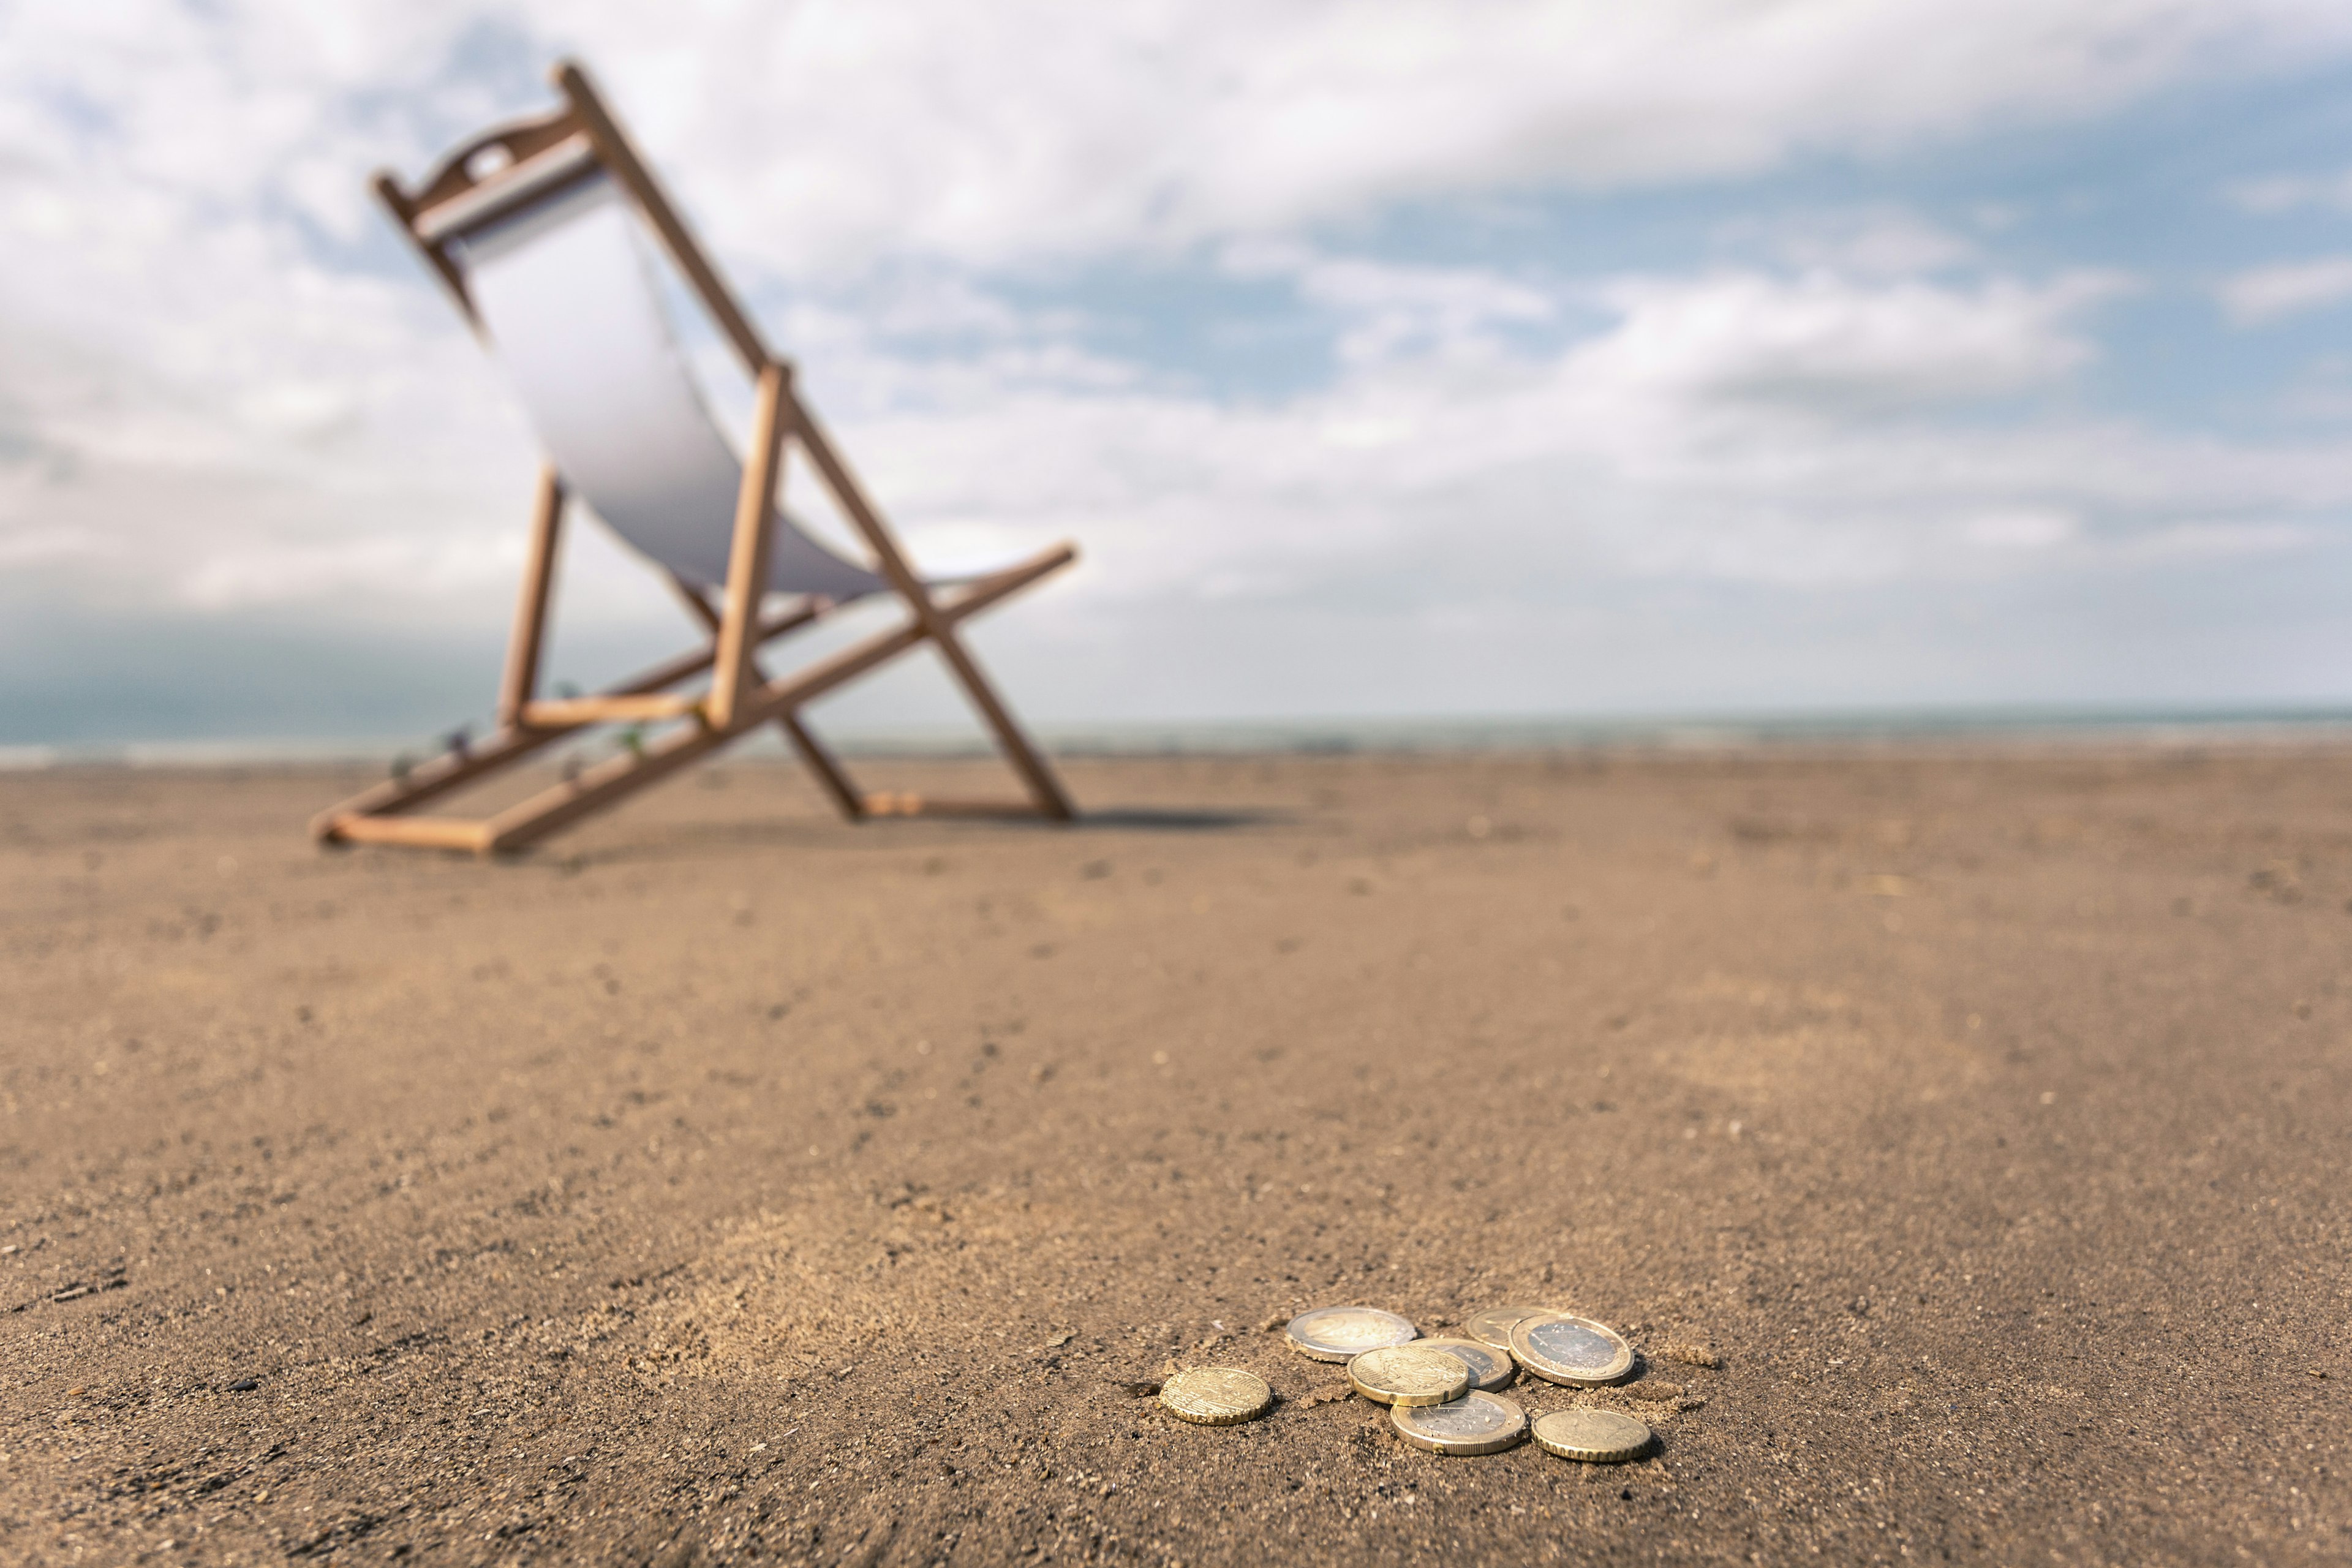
[7,705,2352,769]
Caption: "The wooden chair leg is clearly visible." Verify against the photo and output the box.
[775,711,867,821]
[791,402,1077,821]
[663,564,864,821]
[921,619,1075,820]
[709,364,788,730]
[497,466,565,726]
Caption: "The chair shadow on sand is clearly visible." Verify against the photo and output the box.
[1066,807,1283,832]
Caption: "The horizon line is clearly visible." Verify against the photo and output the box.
[9,700,2352,770]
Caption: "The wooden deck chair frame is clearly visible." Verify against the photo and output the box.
[312,60,1077,856]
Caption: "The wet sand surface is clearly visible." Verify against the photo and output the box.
[1,748,2346,1566]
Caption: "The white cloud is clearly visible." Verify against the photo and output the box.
[812,263,2342,606]
[7,1,2352,732]
[0,526,115,568]
[2228,166,2352,213]
[1964,510,2078,551]
[2122,519,2314,558]
[1565,271,2118,413]
[1223,244,1559,367]
[1758,209,1980,277]
[9,1,2351,293]
[575,0,2352,274]
[2218,256,2352,323]
[176,533,523,612]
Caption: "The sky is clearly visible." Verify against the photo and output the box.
[9,1,2352,747]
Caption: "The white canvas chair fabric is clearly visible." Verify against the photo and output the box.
[455,172,885,602]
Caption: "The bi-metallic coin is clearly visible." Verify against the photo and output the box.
[1463,1304,1555,1351]
[1158,1366,1274,1425]
[1413,1336,1516,1392]
[1532,1407,1653,1463]
[1285,1305,1417,1362]
[1390,1392,1528,1455]
[1508,1311,1635,1386]
[1348,1344,1471,1407]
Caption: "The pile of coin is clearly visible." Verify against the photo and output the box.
[1156,1300,1661,1463]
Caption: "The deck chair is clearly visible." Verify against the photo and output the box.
[312,60,1077,854]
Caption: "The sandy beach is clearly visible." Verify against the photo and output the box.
[2,747,2346,1565]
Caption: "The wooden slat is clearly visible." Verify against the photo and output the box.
[519,695,699,726]
[412,133,598,243]
[497,466,566,726]
[404,105,584,215]
[325,816,494,853]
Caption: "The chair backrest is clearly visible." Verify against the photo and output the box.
[447,168,883,602]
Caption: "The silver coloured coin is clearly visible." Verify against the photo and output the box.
[1284,1305,1417,1362]
[1508,1312,1635,1387]
[1390,1392,1527,1455]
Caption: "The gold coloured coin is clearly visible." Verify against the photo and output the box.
[1463,1304,1553,1351]
[1414,1336,1516,1392]
[1284,1306,1417,1362]
[1348,1344,1471,1407]
[1390,1392,1527,1455]
[1532,1408,1653,1463]
[1158,1366,1273,1426]
[1508,1312,1636,1387]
